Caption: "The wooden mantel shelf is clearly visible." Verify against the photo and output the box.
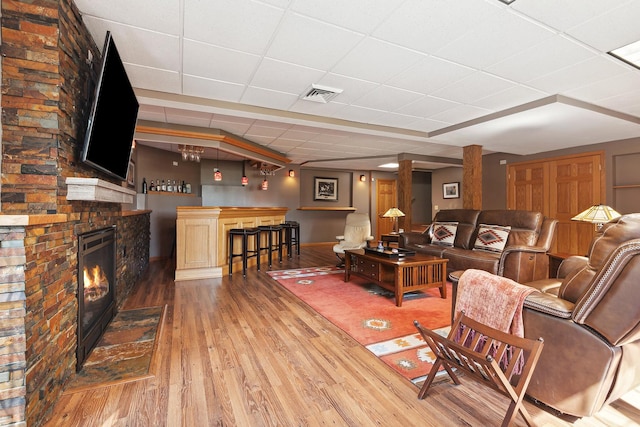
[66,177,136,204]
[297,206,356,211]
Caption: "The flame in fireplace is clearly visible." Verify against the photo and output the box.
[83,265,110,302]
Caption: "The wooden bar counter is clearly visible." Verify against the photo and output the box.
[175,206,288,281]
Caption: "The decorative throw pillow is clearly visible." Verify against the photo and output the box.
[431,222,458,247]
[473,224,511,253]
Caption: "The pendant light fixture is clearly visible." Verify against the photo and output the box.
[213,149,222,181]
[261,178,268,190]
[241,161,248,186]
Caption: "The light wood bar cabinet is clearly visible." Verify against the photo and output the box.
[175,206,288,281]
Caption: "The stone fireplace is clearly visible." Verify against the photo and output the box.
[76,226,117,369]
[0,1,151,425]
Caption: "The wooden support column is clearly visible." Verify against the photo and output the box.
[398,159,412,232]
[463,145,483,210]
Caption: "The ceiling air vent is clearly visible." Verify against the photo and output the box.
[301,84,343,103]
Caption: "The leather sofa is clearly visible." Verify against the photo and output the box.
[399,209,557,283]
[520,213,640,417]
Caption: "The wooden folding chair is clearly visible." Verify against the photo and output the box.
[414,312,544,427]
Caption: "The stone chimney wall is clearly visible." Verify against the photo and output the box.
[0,1,151,425]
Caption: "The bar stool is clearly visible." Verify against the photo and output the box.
[281,220,300,258]
[257,224,284,268]
[228,228,260,277]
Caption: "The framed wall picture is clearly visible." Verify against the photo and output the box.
[443,182,460,199]
[127,160,135,187]
[314,177,338,201]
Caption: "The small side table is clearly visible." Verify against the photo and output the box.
[380,233,400,247]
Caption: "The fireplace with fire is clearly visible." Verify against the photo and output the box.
[77,226,117,370]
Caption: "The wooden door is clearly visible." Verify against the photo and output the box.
[376,179,396,238]
[550,154,603,255]
[507,152,603,256]
[507,162,549,213]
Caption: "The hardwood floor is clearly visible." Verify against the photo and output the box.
[44,245,640,426]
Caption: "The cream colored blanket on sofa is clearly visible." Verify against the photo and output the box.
[455,269,537,338]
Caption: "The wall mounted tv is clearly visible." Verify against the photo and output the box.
[81,31,139,182]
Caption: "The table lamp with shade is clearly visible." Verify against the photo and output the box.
[383,207,405,234]
[571,204,622,231]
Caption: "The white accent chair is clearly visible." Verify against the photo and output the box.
[332,212,374,266]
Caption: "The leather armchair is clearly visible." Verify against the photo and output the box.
[332,212,373,266]
[521,213,640,417]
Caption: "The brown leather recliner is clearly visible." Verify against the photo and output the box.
[522,213,640,417]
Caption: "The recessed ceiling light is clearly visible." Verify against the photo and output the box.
[609,39,640,70]
[379,163,399,168]
[498,0,516,4]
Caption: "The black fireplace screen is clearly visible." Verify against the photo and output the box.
[77,226,116,370]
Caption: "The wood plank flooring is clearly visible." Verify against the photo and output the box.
[44,245,640,426]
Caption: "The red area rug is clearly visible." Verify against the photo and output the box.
[268,266,451,386]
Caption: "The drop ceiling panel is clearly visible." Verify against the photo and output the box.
[486,35,596,83]
[374,113,423,129]
[183,0,284,54]
[397,96,460,119]
[434,8,554,70]
[291,0,404,34]
[245,124,288,139]
[473,86,548,112]
[183,40,261,84]
[265,13,363,70]
[386,56,475,95]
[82,17,180,71]
[563,1,640,52]
[75,0,180,34]
[182,75,245,103]
[352,85,422,112]
[250,59,326,95]
[430,104,493,124]
[126,66,181,94]
[163,108,213,128]
[512,0,625,33]
[528,56,629,94]
[241,87,298,111]
[331,38,423,83]
[431,72,516,105]
[565,71,640,105]
[372,0,496,54]
[313,74,378,104]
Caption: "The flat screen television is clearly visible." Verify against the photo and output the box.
[81,31,139,181]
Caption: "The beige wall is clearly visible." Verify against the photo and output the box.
[431,167,464,220]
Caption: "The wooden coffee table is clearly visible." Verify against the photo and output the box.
[344,249,448,307]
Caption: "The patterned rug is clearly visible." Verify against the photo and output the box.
[268,266,451,386]
[63,305,166,394]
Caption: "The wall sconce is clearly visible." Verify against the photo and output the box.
[359,174,366,182]
[288,169,295,178]
[261,178,269,190]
